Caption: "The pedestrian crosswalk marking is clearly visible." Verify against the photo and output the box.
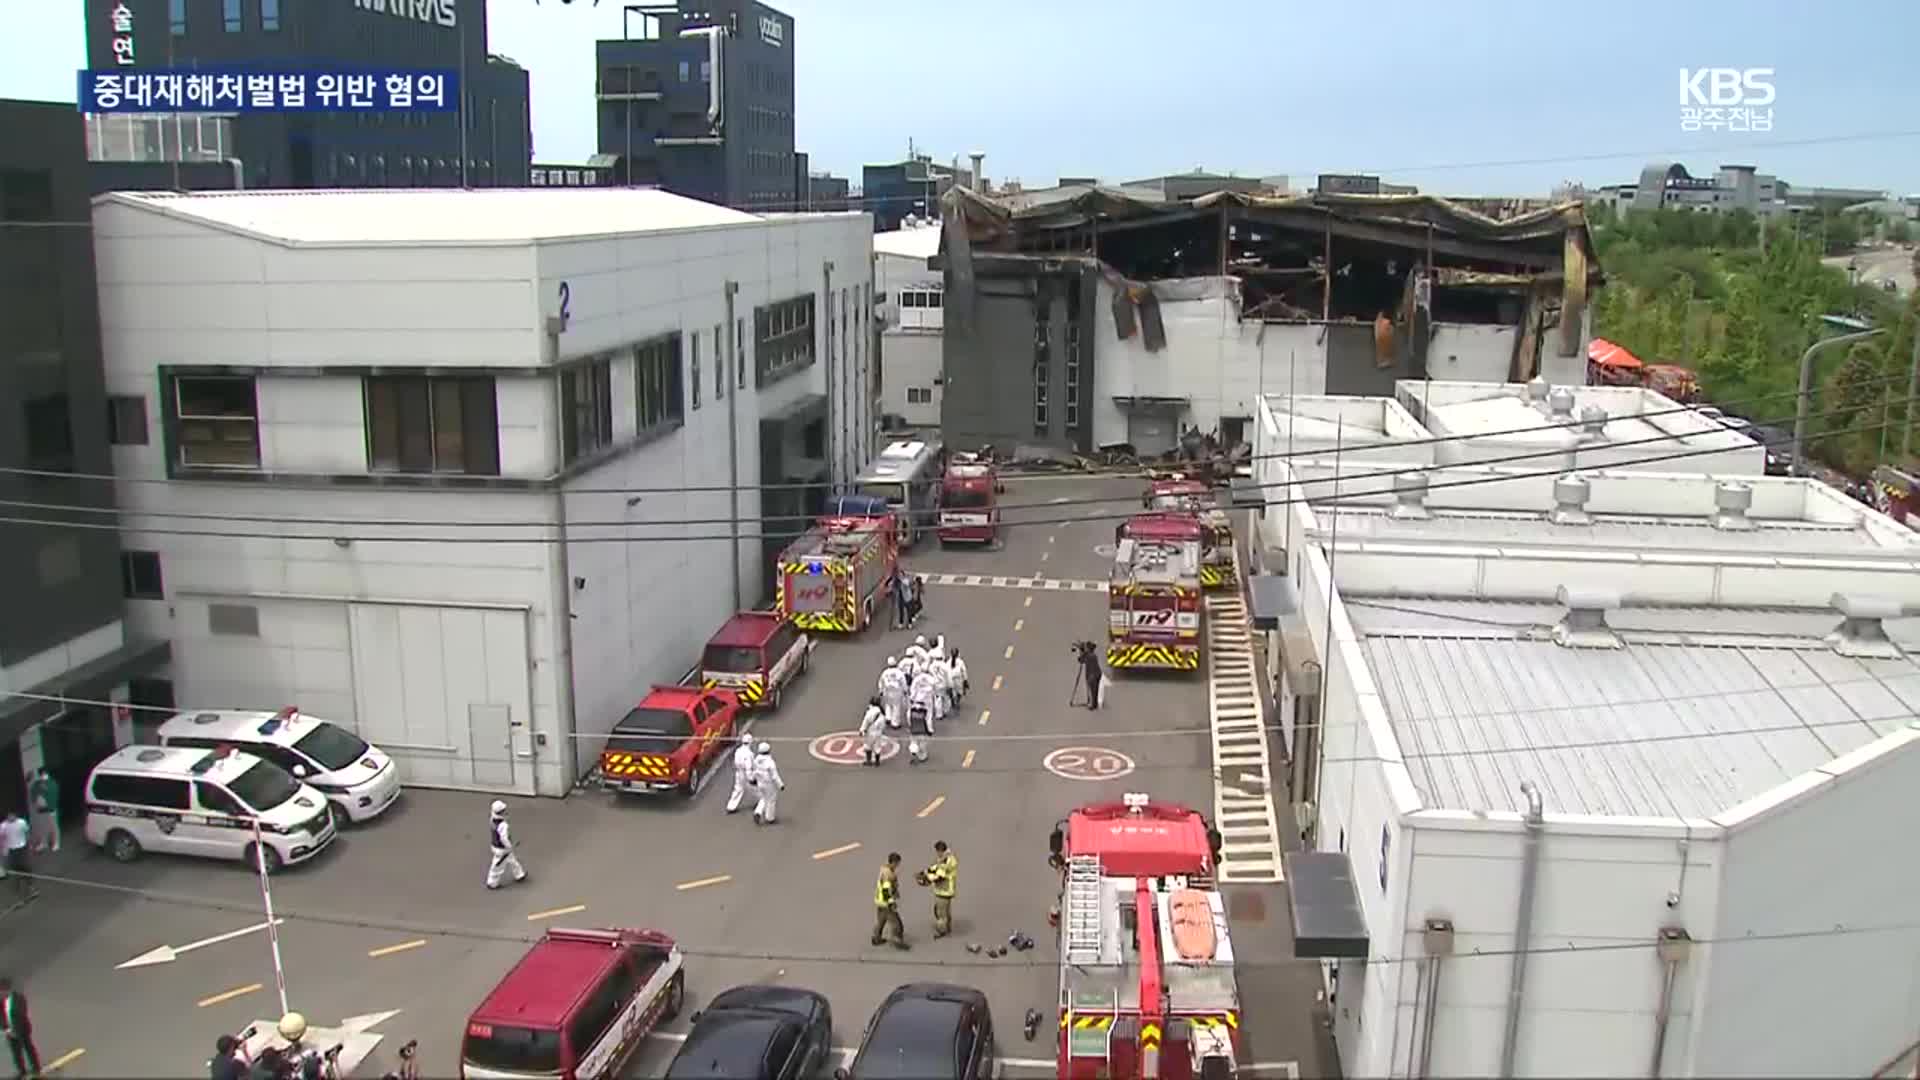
[1205,547,1285,885]
[915,572,1107,593]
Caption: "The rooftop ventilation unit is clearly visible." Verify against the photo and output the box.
[1525,376,1550,406]
[1710,481,1755,531]
[1545,387,1577,419]
[1389,471,1432,520]
[1824,593,1910,659]
[1552,585,1622,649]
[1578,405,1608,436]
[1549,472,1593,525]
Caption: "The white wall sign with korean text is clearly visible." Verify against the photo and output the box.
[1678,67,1775,133]
[353,0,457,30]
[110,1,135,66]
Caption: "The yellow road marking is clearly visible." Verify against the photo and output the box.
[1048,535,1056,544]
[1024,596,1033,608]
[1041,551,1051,562]
[813,842,862,860]
[676,874,733,891]
[197,983,262,1009]
[1003,645,1015,660]
[978,709,991,726]
[45,1048,85,1072]
[526,904,587,921]
[962,750,976,769]
[367,939,428,958]
[1014,619,1025,632]
[917,795,946,818]
[992,675,1004,691]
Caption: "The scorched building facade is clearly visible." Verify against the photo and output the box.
[96,188,873,798]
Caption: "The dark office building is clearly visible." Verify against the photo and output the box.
[0,100,171,820]
[82,0,530,189]
[596,0,795,209]
[863,155,971,231]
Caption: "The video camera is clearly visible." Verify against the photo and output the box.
[1070,640,1098,658]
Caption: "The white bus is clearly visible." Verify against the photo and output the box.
[852,439,944,546]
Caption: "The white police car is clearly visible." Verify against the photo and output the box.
[158,707,401,829]
[83,745,336,873]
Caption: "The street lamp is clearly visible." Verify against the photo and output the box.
[1791,314,1885,475]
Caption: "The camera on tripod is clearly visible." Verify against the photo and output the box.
[1071,640,1098,659]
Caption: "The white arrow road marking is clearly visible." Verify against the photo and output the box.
[338,1009,403,1034]
[117,919,285,969]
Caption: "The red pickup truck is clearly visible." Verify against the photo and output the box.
[598,684,740,798]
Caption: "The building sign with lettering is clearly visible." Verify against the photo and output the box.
[110,1,135,65]
[759,15,783,47]
[353,0,457,29]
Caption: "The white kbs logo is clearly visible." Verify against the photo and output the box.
[1679,68,1774,106]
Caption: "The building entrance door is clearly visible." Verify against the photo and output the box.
[39,708,117,821]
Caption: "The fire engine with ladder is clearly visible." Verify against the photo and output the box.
[1107,513,1204,671]
[1051,794,1241,1080]
[774,512,898,633]
[1142,474,1234,590]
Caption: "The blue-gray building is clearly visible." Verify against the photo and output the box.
[82,0,530,189]
[596,1,795,210]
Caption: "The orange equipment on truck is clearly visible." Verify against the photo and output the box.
[938,453,1002,546]
[1049,794,1238,1080]
[775,513,899,634]
[1107,513,1204,672]
[1143,474,1233,589]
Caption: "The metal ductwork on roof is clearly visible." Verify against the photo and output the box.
[1525,376,1550,406]
[1552,585,1622,649]
[1549,473,1593,525]
[1578,405,1608,436]
[1389,471,1432,520]
[1824,593,1910,659]
[1710,481,1755,531]
[1545,387,1577,419]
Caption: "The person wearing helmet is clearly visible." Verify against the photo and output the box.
[860,694,889,767]
[724,732,757,815]
[485,800,527,890]
[879,656,908,729]
[749,740,785,824]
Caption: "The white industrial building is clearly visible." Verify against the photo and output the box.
[873,223,943,427]
[1247,397,1920,1075]
[95,188,874,798]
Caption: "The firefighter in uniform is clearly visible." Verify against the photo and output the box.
[750,741,784,824]
[873,852,909,949]
[485,801,527,890]
[922,841,958,937]
[725,733,756,814]
[860,695,889,766]
[879,657,908,729]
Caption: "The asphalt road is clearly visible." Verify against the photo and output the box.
[5,475,1330,1079]
[1825,244,1915,296]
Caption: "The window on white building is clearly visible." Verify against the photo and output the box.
[562,358,614,464]
[636,333,685,434]
[121,551,164,600]
[208,603,259,637]
[174,375,259,469]
[690,333,702,411]
[714,324,725,399]
[907,387,932,404]
[755,295,815,388]
[364,375,501,476]
[107,395,149,445]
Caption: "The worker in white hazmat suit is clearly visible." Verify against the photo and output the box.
[485,801,528,890]
[905,636,928,666]
[750,741,785,824]
[907,666,939,764]
[879,658,908,729]
[725,733,756,814]
[926,650,952,724]
[860,694,889,766]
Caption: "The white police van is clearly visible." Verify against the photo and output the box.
[157,707,401,829]
[83,745,336,873]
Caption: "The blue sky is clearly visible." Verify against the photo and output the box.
[10,0,1920,196]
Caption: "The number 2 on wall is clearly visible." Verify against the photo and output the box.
[557,281,572,322]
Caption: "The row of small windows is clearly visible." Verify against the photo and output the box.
[173,0,280,34]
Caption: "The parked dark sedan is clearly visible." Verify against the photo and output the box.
[839,983,998,1080]
[667,984,834,1080]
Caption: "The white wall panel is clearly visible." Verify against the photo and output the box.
[168,597,356,727]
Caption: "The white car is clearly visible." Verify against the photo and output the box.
[84,745,336,873]
[158,707,401,828]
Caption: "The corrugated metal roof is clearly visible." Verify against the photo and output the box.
[873,225,943,260]
[1320,507,1920,555]
[1360,627,1920,818]
[101,188,761,245]
[1345,596,1920,646]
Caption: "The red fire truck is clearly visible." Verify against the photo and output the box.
[1143,475,1233,590]
[1050,794,1239,1080]
[1872,465,1919,528]
[1108,514,1204,672]
[938,453,1002,545]
[775,513,898,634]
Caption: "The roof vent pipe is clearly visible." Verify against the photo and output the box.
[1552,585,1622,649]
[1549,472,1592,525]
[1825,592,1910,659]
[1578,405,1608,436]
[1524,376,1550,406]
[1711,480,1756,531]
[1546,387,1577,419]
[1389,471,1432,520]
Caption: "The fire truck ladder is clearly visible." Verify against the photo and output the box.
[1064,854,1105,965]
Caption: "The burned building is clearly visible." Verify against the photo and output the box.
[934,187,1600,456]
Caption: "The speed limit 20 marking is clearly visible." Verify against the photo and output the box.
[809,730,898,765]
[1043,746,1136,781]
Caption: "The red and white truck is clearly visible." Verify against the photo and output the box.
[775,513,899,634]
[1143,475,1233,590]
[1107,513,1204,672]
